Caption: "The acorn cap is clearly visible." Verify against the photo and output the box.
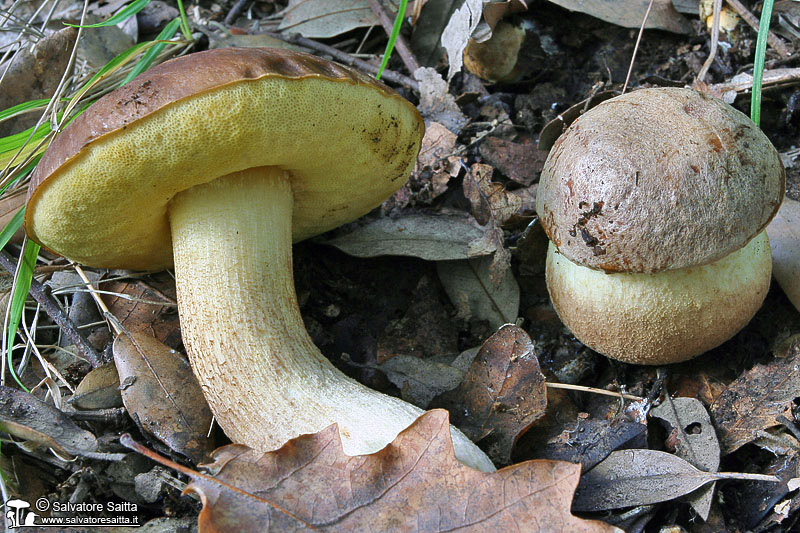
[25,47,424,270]
[536,87,785,273]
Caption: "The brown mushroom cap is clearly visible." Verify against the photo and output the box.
[536,87,784,273]
[25,47,424,270]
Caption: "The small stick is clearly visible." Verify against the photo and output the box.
[697,0,722,83]
[623,0,655,93]
[0,251,102,368]
[263,31,420,91]
[546,382,644,402]
[366,0,420,74]
[726,0,790,58]
[0,264,72,277]
[224,0,250,26]
[72,263,122,336]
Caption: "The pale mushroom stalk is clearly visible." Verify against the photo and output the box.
[170,167,495,471]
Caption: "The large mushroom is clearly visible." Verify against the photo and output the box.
[26,48,494,471]
[536,88,784,365]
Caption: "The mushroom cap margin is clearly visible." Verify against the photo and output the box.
[25,47,424,269]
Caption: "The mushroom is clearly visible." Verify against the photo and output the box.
[536,88,785,365]
[25,48,495,471]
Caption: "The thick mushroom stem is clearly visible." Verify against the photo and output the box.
[169,167,495,472]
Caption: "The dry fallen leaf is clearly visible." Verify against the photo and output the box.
[538,416,647,472]
[0,189,26,244]
[433,325,546,464]
[414,66,469,133]
[0,385,98,458]
[651,395,720,520]
[103,274,181,349]
[573,449,780,512]
[123,410,619,532]
[545,0,691,34]
[321,213,492,261]
[437,255,519,327]
[767,197,800,312]
[414,121,461,196]
[711,340,800,455]
[114,332,213,463]
[378,354,466,408]
[478,137,546,186]
[278,0,399,39]
[463,163,523,226]
[0,27,77,136]
[71,362,123,410]
[442,0,484,80]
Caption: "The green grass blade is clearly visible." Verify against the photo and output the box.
[376,0,408,80]
[175,0,192,41]
[0,99,53,123]
[65,0,151,28]
[0,121,52,155]
[122,17,182,84]
[4,230,37,392]
[750,0,774,126]
[0,209,23,251]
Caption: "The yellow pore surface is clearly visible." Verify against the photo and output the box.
[547,231,772,364]
[28,76,422,270]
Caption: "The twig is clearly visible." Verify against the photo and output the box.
[262,31,420,92]
[726,0,791,58]
[65,405,127,424]
[623,0,655,93]
[72,263,122,336]
[697,0,722,83]
[0,251,103,368]
[546,382,644,402]
[366,0,420,74]
[224,0,250,26]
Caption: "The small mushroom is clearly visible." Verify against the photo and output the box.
[536,87,785,365]
[26,48,494,471]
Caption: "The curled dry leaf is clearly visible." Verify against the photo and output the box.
[442,0,484,80]
[433,325,546,464]
[114,332,213,463]
[463,163,523,226]
[412,121,461,199]
[0,385,98,457]
[123,410,619,532]
[767,197,800,312]
[414,67,469,133]
[711,340,800,455]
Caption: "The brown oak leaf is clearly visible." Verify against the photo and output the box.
[711,340,800,454]
[123,410,617,532]
[432,325,547,465]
